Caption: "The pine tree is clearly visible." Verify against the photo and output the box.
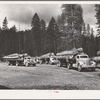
[95,4,100,29]
[46,17,59,54]
[57,4,83,50]
[61,4,83,31]
[95,4,100,54]
[87,24,91,36]
[40,19,46,54]
[31,13,40,30]
[10,25,17,32]
[31,13,41,56]
[57,15,64,32]
[2,17,9,55]
[90,28,95,57]
[2,17,8,30]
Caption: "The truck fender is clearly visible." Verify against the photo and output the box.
[78,62,83,66]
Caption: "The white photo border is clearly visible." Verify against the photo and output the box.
[0,1,100,99]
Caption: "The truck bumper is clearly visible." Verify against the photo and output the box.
[82,64,96,68]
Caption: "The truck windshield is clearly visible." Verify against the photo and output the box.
[80,56,88,58]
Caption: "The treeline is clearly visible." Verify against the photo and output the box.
[0,4,100,58]
[81,24,97,57]
[0,14,60,57]
[82,4,100,57]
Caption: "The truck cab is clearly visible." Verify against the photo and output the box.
[3,53,36,67]
[67,53,96,71]
[23,56,36,67]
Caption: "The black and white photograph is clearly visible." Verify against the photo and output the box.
[0,1,100,92]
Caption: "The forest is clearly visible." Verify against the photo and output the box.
[0,4,100,58]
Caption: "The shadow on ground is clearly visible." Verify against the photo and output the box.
[0,85,10,89]
[72,67,97,72]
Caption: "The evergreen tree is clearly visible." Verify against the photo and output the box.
[87,24,91,36]
[40,19,46,54]
[95,4,100,30]
[31,13,41,56]
[90,28,95,57]
[57,4,83,50]
[95,5,100,55]
[10,25,17,32]
[46,17,59,54]
[24,30,31,54]
[57,15,64,32]
[2,17,8,30]
[82,23,86,33]
[1,17,9,55]
[61,4,83,31]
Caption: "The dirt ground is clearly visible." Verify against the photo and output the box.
[0,62,100,90]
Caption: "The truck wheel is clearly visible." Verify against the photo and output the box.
[25,63,29,67]
[67,63,71,69]
[49,62,52,65]
[78,64,82,72]
[8,62,11,65]
[57,61,61,67]
[16,62,19,66]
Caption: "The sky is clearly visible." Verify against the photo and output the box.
[0,4,97,34]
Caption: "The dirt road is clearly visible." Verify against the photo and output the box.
[0,62,100,90]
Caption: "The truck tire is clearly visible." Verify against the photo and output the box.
[66,63,68,68]
[57,61,61,67]
[78,64,82,72]
[67,63,72,69]
[8,61,11,65]
[49,61,52,65]
[16,61,19,66]
[25,63,29,67]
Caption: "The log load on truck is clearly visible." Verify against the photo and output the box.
[39,53,57,64]
[56,50,73,67]
[56,48,96,71]
[3,53,36,67]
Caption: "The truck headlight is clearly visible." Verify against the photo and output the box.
[91,61,95,65]
[90,61,96,67]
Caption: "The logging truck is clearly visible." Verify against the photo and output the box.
[3,53,36,67]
